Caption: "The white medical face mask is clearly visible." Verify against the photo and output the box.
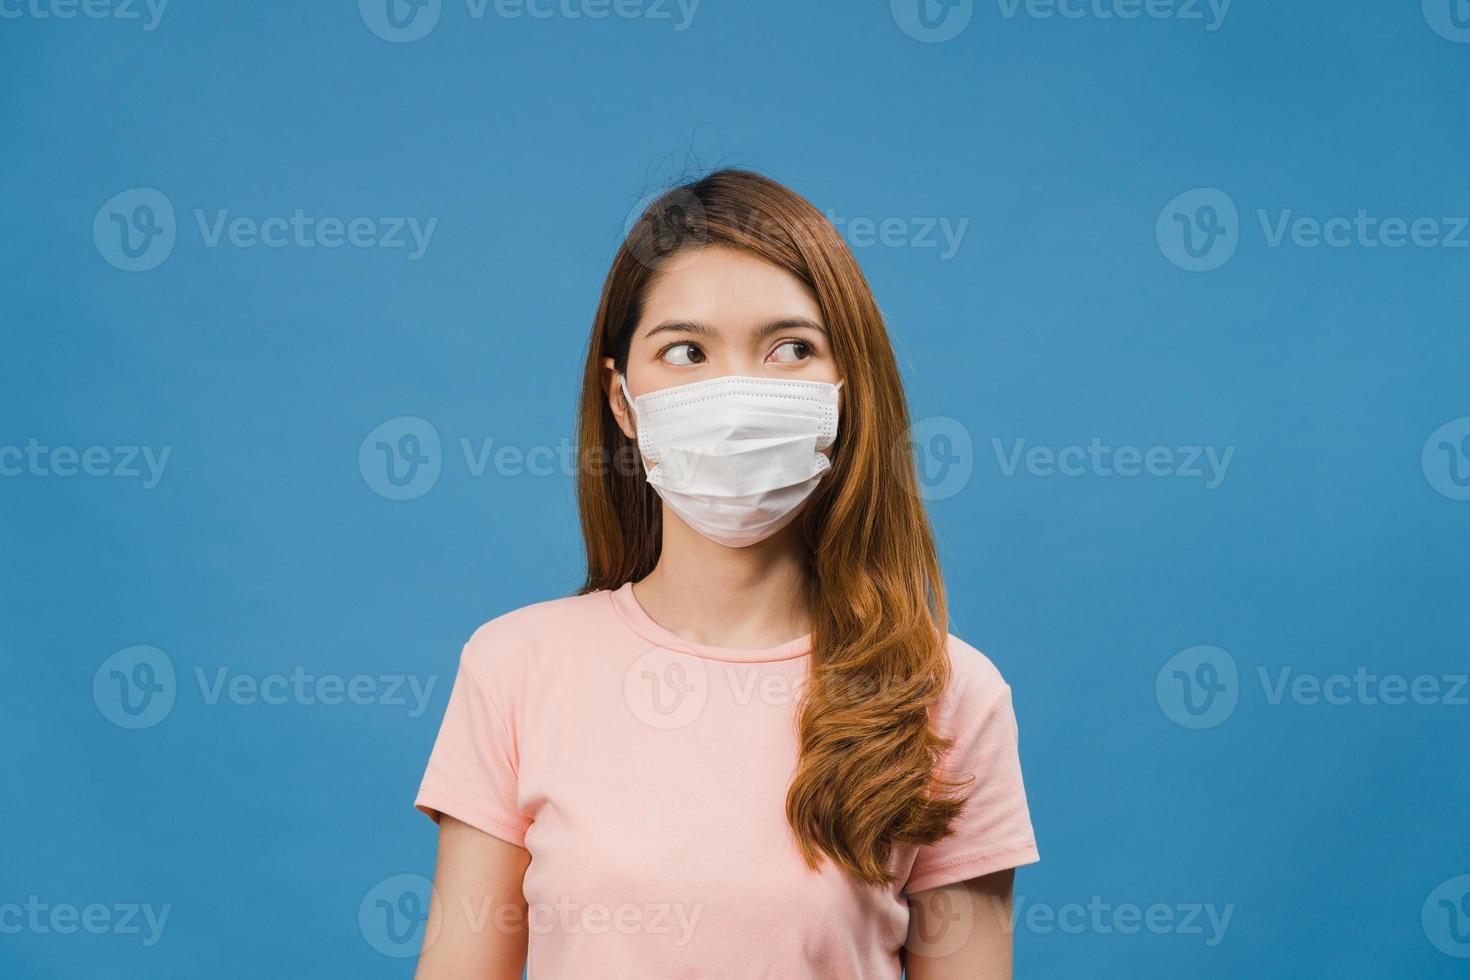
[619,373,843,548]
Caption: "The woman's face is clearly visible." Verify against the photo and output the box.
[606,245,840,441]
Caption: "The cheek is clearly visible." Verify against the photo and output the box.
[808,360,842,384]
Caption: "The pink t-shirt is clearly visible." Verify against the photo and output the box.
[415,583,1039,978]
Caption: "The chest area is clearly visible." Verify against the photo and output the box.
[513,652,909,945]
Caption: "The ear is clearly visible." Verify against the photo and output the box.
[603,356,637,441]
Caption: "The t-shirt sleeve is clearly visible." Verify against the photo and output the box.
[414,636,530,848]
[903,672,1039,895]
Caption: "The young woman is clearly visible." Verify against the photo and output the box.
[413,170,1039,979]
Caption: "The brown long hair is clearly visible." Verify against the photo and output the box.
[575,169,965,886]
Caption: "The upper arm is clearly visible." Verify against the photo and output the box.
[413,624,533,977]
[905,642,1039,895]
[904,867,1016,980]
[415,631,531,848]
[415,814,532,980]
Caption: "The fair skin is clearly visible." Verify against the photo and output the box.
[416,246,1016,979]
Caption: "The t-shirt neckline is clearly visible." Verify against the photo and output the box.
[607,582,813,663]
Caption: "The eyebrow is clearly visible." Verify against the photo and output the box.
[643,317,828,340]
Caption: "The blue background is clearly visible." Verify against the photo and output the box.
[3,0,1469,976]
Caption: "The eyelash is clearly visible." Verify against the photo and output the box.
[657,339,816,362]
[657,342,703,363]
[774,340,814,361]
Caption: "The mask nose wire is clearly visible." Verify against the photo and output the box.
[622,373,841,415]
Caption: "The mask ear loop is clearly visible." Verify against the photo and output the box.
[618,375,649,471]
[618,373,640,425]
[617,373,657,484]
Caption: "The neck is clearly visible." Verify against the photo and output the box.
[633,511,812,648]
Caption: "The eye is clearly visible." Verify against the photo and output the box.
[768,340,813,364]
[659,342,705,366]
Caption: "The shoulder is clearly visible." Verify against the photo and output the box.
[458,590,611,684]
[933,633,1016,733]
[942,632,1011,702]
[465,590,608,649]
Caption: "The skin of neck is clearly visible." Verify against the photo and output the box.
[632,505,814,649]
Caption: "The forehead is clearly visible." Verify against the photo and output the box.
[638,247,821,333]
